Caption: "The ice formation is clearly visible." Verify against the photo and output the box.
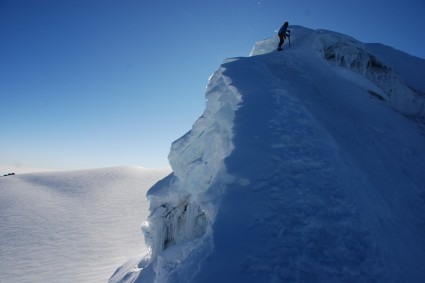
[313,30,425,117]
[137,65,242,281]
[112,26,425,283]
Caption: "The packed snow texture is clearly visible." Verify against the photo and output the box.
[0,166,170,283]
[114,26,425,283]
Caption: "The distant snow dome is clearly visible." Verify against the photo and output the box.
[0,166,170,283]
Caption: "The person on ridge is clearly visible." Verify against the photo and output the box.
[277,21,290,51]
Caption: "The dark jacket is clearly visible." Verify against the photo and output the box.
[278,23,289,37]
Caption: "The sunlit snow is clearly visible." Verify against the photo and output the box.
[0,166,170,283]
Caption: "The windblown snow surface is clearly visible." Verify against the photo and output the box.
[0,166,170,283]
[112,26,425,283]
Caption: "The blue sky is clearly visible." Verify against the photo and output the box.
[1,0,424,170]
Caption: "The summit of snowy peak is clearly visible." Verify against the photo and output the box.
[249,25,314,56]
[113,26,425,283]
[251,26,425,118]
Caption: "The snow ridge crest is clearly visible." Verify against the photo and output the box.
[113,25,425,283]
[251,26,425,118]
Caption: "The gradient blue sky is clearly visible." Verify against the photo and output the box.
[1,0,424,170]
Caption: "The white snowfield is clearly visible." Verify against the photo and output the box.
[0,164,57,175]
[0,166,170,283]
[113,26,425,283]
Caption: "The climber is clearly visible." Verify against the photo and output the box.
[277,21,290,51]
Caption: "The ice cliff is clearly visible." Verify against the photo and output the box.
[111,26,425,283]
[140,66,241,280]
[111,64,243,283]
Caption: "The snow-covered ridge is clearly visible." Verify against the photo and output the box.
[313,30,425,117]
[114,26,425,283]
[134,65,241,281]
[251,26,425,118]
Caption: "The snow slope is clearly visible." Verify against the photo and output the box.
[0,164,57,175]
[114,26,425,283]
[0,166,170,283]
